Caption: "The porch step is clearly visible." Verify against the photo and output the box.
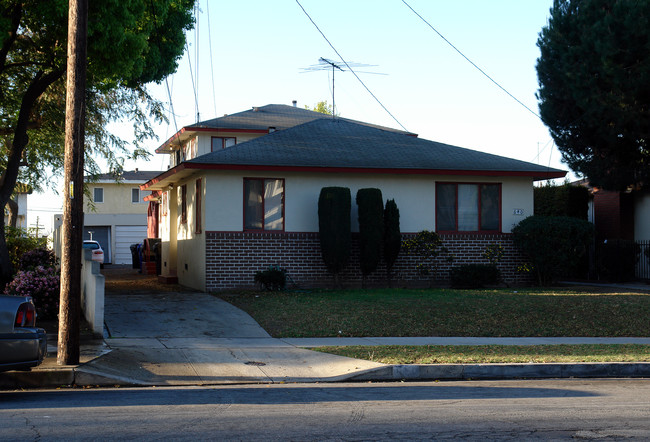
[158,274,178,284]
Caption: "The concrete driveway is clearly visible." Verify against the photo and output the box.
[75,275,382,386]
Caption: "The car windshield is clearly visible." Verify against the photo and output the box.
[83,242,100,250]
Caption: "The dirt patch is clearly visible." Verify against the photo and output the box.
[102,265,186,295]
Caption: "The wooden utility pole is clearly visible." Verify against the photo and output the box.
[58,0,88,366]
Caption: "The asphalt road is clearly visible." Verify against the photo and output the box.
[2,379,649,440]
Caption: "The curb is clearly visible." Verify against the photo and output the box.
[3,362,650,389]
[344,362,650,382]
[0,367,75,389]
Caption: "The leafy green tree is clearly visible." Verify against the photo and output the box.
[536,0,650,190]
[318,187,351,286]
[0,0,195,285]
[356,188,383,287]
[383,199,401,285]
[305,100,337,116]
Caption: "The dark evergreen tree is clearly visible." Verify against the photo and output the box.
[318,187,351,286]
[536,0,650,190]
[383,199,401,286]
[356,188,383,287]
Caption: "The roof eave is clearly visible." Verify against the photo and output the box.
[141,162,566,189]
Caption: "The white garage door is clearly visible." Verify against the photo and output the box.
[115,225,148,264]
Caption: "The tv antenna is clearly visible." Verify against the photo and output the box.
[301,57,386,117]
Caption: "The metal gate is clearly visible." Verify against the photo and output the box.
[636,240,650,280]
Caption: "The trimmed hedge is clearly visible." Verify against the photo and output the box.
[512,216,593,285]
[534,183,589,220]
[254,266,287,291]
[450,264,501,288]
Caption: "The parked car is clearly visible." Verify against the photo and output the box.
[0,295,47,372]
[83,240,104,263]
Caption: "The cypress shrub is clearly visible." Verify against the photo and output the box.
[318,187,351,285]
[356,188,384,286]
[383,199,401,285]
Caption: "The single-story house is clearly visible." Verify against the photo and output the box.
[575,179,649,242]
[142,104,566,291]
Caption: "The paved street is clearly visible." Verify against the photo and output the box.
[2,379,650,440]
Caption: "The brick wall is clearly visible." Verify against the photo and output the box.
[206,231,531,291]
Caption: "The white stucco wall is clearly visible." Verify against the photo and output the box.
[201,171,533,234]
[194,133,266,158]
[163,176,206,290]
[85,182,152,215]
[634,192,650,241]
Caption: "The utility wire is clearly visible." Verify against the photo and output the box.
[184,38,200,124]
[195,1,200,122]
[207,1,218,118]
[295,0,409,132]
[401,0,541,120]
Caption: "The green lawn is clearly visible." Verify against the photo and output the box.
[312,344,650,364]
[216,287,650,338]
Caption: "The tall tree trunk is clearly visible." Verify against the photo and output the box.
[58,0,88,366]
[0,69,64,287]
[6,199,18,228]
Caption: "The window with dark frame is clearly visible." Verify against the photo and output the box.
[131,188,141,203]
[181,184,187,224]
[243,178,284,231]
[195,178,202,234]
[211,137,236,151]
[436,182,501,233]
[93,187,104,203]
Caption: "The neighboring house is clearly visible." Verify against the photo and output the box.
[83,170,159,264]
[575,180,648,242]
[4,183,32,229]
[142,104,566,291]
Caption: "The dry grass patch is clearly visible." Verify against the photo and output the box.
[313,344,650,364]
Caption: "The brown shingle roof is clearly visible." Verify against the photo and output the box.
[187,118,565,179]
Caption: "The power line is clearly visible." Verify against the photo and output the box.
[184,38,199,123]
[401,0,541,120]
[295,0,409,132]
[206,1,218,118]
[195,1,200,122]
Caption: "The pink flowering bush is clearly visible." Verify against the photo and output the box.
[19,247,58,271]
[5,266,60,320]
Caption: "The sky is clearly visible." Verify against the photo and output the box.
[29,0,563,234]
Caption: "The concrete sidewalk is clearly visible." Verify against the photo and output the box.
[2,287,650,388]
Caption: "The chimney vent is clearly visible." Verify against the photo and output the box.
[292,100,297,107]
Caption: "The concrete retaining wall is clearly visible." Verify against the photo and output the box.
[81,249,105,337]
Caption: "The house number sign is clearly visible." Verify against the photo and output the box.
[513,208,524,216]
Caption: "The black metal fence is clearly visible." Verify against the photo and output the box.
[592,239,647,282]
[636,240,650,280]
